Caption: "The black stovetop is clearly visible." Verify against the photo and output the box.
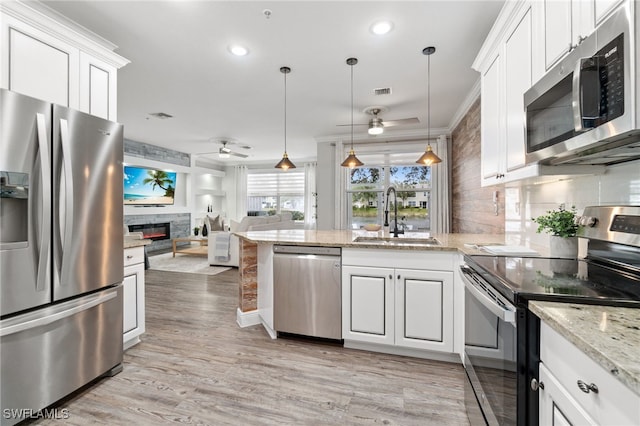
[464,254,640,307]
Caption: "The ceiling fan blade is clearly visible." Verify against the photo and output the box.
[336,123,368,127]
[229,151,249,158]
[381,117,420,127]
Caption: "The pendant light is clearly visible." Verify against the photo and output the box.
[416,46,442,165]
[275,66,296,170]
[341,57,364,168]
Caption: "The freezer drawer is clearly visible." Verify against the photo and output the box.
[0,286,123,426]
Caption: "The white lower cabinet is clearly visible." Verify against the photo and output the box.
[539,363,597,425]
[342,262,454,353]
[539,321,640,425]
[123,246,146,349]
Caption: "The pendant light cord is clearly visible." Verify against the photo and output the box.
[350,62,354,150]
[284,70,287,153]
[427,53,431,145]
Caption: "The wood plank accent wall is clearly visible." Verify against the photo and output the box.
[239,238,258,312]
[451,97,505,234]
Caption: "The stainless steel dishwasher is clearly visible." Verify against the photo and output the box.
[273,245,342,340]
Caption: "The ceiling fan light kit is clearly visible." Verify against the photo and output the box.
[416,46,442,166]
[341,57,364,168]
[368,118,384,135]
[275,66,296,170]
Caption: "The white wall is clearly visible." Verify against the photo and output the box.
[504,160,640,251]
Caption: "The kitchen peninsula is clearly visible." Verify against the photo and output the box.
[234,229,543,362]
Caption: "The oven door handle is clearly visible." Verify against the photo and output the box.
[461,270,516,325]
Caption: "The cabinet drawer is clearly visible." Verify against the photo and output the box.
[540,322,640,425]
[123,246,144,267]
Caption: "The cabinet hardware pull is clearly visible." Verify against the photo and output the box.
[397,275,401,280]
[530,378,544,391]
[388,274,392,279]
[126,255,133,259]
[577,380,598,394]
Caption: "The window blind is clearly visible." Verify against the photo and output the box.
[247,171,305,196]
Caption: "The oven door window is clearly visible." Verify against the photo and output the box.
[465,287,517,426]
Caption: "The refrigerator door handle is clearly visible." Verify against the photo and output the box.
[0,290,117,337]
[35,113,51,292]
[58,118,74,284]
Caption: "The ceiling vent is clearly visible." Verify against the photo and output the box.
[373,87,392,96]
[148,112,173,119]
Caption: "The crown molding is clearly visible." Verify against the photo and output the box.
[447,78,480,132]
[1,1,130,68]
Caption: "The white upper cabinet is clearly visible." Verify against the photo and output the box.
[474,2,532,186]
[79,53,118,120]
[0,2,129,120]
[504,9,531,172]
[535,0,595,73]
[480,54,503,182]
[474,0,617,187]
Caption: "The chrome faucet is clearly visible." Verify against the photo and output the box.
[384,186,404,238]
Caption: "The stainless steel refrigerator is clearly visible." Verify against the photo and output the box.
[0,89,124,425]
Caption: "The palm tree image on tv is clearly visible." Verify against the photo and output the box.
[123,166,177,205]
[142,170,174,196]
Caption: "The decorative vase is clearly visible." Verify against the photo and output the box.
[202,223,208,237]
[549,236,578,259]
[194,228,199,236]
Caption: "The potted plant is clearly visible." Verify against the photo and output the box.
[193,226,200,236]
[532,205,581,258]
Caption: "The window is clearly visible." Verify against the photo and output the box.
[247,170,305,220]
[347,164,432,232]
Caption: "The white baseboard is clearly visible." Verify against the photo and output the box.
[236,308,261,328]
[344,340,461,364]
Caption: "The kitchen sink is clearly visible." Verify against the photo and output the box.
[352,236,441,246]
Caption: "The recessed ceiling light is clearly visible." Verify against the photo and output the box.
[371,21,393,35]
[229,45,249,56]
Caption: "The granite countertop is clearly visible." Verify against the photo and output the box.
[529,301,640,396]
[234,229,549,256]
[124,237,152,249]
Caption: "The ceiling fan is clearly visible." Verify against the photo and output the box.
[338,106,419,135]
[197,140,250,158]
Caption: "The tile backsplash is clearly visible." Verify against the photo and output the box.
[504,160,640,251]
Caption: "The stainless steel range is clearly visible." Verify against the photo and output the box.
[461,205,640,426]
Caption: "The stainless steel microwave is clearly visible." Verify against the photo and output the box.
[524,4,640,166]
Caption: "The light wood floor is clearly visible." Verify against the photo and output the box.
[32,269,470,425]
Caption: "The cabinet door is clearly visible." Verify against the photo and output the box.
[3,16,79,107]
[504,8,531,172]
[79,53,117,120]
[122,270,139,334]
[544,0,572,70]
[539,363,597,426]
[342,266,394,345]
[394,269,453,352]
[123,262,145,349]
[480,54,502,182]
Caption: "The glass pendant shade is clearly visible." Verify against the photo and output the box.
[416,144,442,165]
[275,66,296,170]
[275,152,296,170]
[341,57,363,168]
[341,149,364,168]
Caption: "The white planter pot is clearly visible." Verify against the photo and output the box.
[549,236,578,259]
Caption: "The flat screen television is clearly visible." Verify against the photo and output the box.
[123,165,177,205]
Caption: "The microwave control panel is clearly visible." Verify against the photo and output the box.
[596,33,624,125]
